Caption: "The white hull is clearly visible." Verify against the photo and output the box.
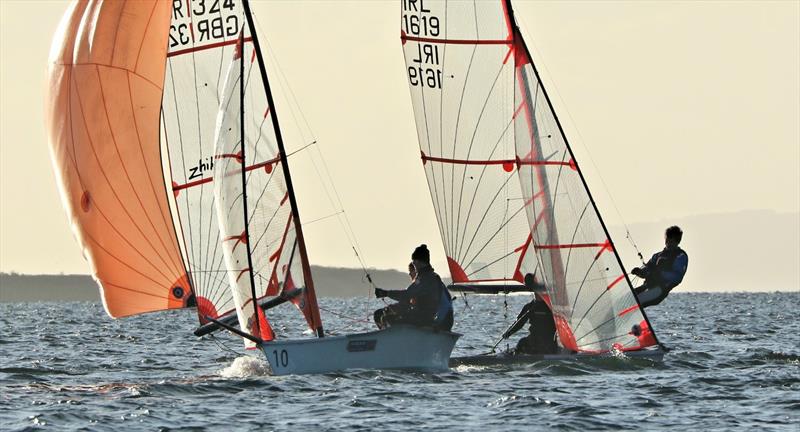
[261,325,460,376]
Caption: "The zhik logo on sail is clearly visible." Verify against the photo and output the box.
[188,157,214,180]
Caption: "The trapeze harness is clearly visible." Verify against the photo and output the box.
[635,247,688,308]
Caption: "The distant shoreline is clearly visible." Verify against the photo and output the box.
[1,271,796,303]
[0,266,414,302]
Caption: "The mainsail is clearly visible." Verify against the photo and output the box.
[401,0,659,353]
[162,0,252,324]
[211,22,323,345]
[46,0,322,338]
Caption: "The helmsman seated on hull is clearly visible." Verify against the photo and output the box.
[502,274,558,355]
[373,244,454,332]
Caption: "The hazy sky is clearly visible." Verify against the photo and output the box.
[1,0,798,276]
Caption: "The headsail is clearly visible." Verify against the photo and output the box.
[46,1,191,317]
[162,0,247,323]
[211,3,323,346]
[401,0,659,353]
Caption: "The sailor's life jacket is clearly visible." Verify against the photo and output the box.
[641,246,688,291]
[433,286,454,331]
[381,264,453,330]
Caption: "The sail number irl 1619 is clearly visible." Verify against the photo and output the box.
[402,0,443,89]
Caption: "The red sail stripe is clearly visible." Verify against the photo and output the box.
[517,160,572,167]
[606,274,625,291]
[511,101,525,119]
[618,304,640,317]
[172,157,280,192]
[401,33,512,46]
[512,232,534,282]
[236,268,250,282]
[167,37,254,58]
[215,152,242,161]
[269,212,294,263]
[422,151,573,168]
[522,190,545,208]
[514,232,533,253]
[594,239,613,259]
[422,151,513,166]
[535,242,608,250]
[223,232,247,251]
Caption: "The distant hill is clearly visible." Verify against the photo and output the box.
[0,266,413,302]
[2,210,797,301]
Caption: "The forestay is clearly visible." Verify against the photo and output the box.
[401,0,659,353]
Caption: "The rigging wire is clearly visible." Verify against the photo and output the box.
[209,333,243,357]
[285,140,317,158]
[514,14,646,265]
[253,12,376,289]
[249,10,377,313]
[318,304,371,324]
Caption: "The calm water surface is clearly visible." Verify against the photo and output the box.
[1,292,798,431]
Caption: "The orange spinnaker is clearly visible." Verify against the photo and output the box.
[46,1,189,318]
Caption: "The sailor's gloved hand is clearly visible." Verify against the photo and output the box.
[631,267,644,277]
[374,288,388,298]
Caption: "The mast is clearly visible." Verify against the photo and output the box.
[236,30,263,340]
[241,0,324,337]
[503,0,660,345]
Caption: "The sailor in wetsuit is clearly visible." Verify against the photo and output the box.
[501,274,558,355]
[373,244,454,331]
[631,225,689,308]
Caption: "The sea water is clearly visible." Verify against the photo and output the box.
[1,292,798,431]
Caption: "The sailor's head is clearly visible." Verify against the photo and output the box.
[411,244,430,268]
[665,225,683,248]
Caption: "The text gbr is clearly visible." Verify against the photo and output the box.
[170,0,240,49]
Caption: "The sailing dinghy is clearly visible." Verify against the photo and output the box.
[46,0,458,376]
[400,0,663,364]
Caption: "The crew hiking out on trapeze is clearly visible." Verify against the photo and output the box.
[631,226,689,308]
[373,244,454,331]
[501,274,558,355]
